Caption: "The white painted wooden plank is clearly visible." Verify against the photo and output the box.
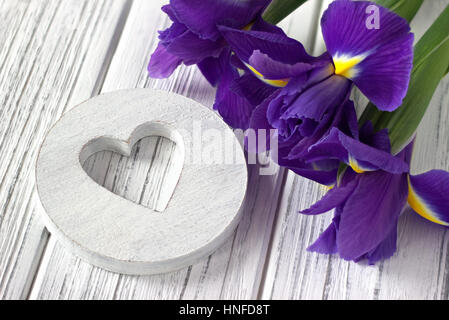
[261,0,449,300]
[30,0,323,299]
[0,0,130,299]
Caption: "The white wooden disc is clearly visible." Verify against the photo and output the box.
[35,89,248,275]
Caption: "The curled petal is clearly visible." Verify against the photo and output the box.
[408,170,449,227]
[148,43,182,78]
[300,179,357,215]
[171,0,270,41]
[287,99,357,160]
[161,4,178,22]
[321,0,413,110]
[165,30,223,64]
[281,75,351,122]
[266,93,297,136]
[248,50,315,80]
[218,25,312,64]
[158,20,187,45]
[307,128,409,174]
[277,134,339,186]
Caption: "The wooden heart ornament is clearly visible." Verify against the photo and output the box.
[35,89,248,275]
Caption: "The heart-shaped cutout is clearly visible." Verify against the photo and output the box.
[79,122,185,212]
[82,136,181,212]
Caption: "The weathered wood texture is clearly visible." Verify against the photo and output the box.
[0,0,131,299]
[1,0,448,300]
[28,0,322,300]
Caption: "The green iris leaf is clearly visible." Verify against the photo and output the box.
[360,4,449,155]
[262,0,308,25]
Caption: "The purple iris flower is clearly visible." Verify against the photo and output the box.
[147,0,276,129]
[220,0,413,185]
[302,124,449,264]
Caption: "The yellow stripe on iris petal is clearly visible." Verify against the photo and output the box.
[244,62,289,88]
[333,54,366,79]
[407,176,449,226]
[348,156,365,174]
[242,22,255,31]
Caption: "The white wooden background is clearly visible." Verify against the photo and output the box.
[0,0,448,300]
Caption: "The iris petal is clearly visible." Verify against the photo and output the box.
[197,55,226,86]
[348,156,368,174]
[287,99,358,161]
[408,171,449,226]
[300,179,357,215]
[148,43,183,78]
[363,221,398,265]
[218,25,312,65]
[306,128,409,174]
[248,50,315,80]
[171,0,270,41]
[213,50,256,129]
[165,30,223,63]
[308,217,339,255]
[244,62,290,87]
[231,73,278,107]
[281,75,351,121]
[321,0,413,110]
[337,170,408,261]
[246,91,278,153]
